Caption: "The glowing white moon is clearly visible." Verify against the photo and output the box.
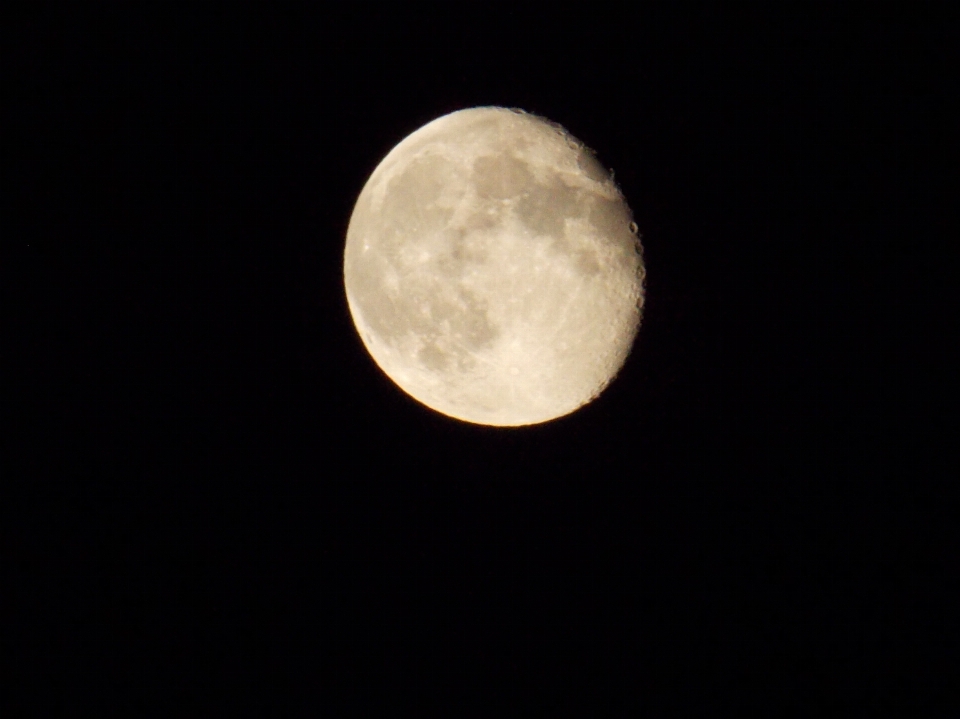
[343,106,645,426]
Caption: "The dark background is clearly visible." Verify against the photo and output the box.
[6,2,926,694]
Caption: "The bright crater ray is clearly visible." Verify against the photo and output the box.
[343,106,645,426]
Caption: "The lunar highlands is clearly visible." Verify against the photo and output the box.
[344,107,645,426]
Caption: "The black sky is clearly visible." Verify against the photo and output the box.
[7,2,923,696]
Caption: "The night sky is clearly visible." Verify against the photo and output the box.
[8,3,919,697]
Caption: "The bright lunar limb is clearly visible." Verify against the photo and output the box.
[343,106,645,426]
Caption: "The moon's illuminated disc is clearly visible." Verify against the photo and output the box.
[344,107,645,426]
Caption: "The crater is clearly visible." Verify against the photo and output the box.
[574,249,601,276]
[367,281,498,364]
[588,195,632,244]
[473,154,534,200]
[437,288,500,350]
[419,342,451,372]
[577,150,610,183]
[379,154,457,239]
[436,228,491,278]
[515,178,581,239]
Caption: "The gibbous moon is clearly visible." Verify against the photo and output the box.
[343,106,645,426]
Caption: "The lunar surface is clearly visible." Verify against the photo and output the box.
[343,106,645,426]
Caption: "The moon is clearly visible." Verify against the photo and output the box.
[343,106,645,426]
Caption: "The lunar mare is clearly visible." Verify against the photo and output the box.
[343,107,645,426]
